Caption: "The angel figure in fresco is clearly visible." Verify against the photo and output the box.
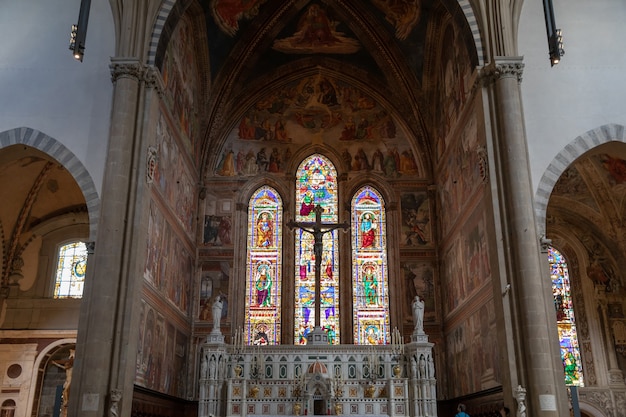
[360,212,376,248]
[256,212,273,247]
[211,0,268,37]
[363,265,379,305]
[372,0,421,41]
[255,264,272,307]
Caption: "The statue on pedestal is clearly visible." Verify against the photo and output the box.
[412,295,424,333]
[212,295,224,332]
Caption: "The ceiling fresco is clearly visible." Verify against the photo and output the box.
[156,0,479,178]
[196,0,477,84]
[214,73,424,178]
[547,146,626,289]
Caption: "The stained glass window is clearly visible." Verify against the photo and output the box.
[54,242,87,298]
[245,186,283,345]
[549,246,584,386]
[294,155,339,344]
[352,186,390,344]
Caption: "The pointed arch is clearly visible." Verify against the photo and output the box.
[351,185,390,344]
[245,186,283,345]
[0,128,100,241]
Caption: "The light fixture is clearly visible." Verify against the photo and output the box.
[543,0,565,67]
[69,0,91,62]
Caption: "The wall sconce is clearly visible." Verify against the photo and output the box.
[543,0,564,66]
[69,0,91,62]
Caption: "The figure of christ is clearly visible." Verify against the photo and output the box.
[288,205,349,330]
[52,349,75,416]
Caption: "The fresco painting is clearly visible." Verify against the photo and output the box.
[216,74,422,179]
[273,4,360,54]
[203,214,233,246]
[135,302,189,397]
[441,204,491,316]
[372,0,421,40]
[199,261,231,323]
[401,261,435,324]
[161,14,201,162]
[400,192,431,246]
[438,109,484,238]
[143,197,192,316]
[444,303,500,397]
[144,200,164,286]
[211,0,268,37]
[155,113,196,237]
[434,23,473,158]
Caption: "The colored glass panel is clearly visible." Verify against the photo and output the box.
[352,187,389,344]
[294,154,340,344]
[54,242,87,299]
[549,247,584,386]
[245,186,283,345]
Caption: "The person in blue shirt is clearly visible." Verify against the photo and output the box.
[455,403,470,417]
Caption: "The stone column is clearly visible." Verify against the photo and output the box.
[482,57,569,416]
[68,58,152,417]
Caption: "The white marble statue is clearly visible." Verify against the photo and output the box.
[212,295,224,332]
[412,295,424,332]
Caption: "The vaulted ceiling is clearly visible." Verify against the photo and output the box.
[155,0,479,179]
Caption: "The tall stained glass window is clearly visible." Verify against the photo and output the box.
[54,241,87,298]
[245,186,283,345]
[294,155,339,344]
[549,246,584,386]
[352,186,390,344]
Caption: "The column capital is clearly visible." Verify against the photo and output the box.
[109,58,144,83]
[479,56,525,86]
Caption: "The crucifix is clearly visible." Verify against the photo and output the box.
[288,205,350,343]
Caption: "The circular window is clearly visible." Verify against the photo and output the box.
[6,364,21,379]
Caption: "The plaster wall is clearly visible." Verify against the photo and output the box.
[0,0,116,194]
[518,0,626,192]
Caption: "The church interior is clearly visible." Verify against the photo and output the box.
[0,1,625,417]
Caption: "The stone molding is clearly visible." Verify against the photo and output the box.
[109,59,164,96]
[479,57,525,86]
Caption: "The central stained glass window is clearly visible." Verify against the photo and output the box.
[294,154,339,344]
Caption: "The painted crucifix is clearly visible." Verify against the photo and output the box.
[287,205,350,342]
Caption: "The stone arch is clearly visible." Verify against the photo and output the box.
[0,128,101,241]
[534,123,626,236]
[147,0,177,66]
[457,0,485,65]
[578,400,609,417]
[25,338,76,417]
